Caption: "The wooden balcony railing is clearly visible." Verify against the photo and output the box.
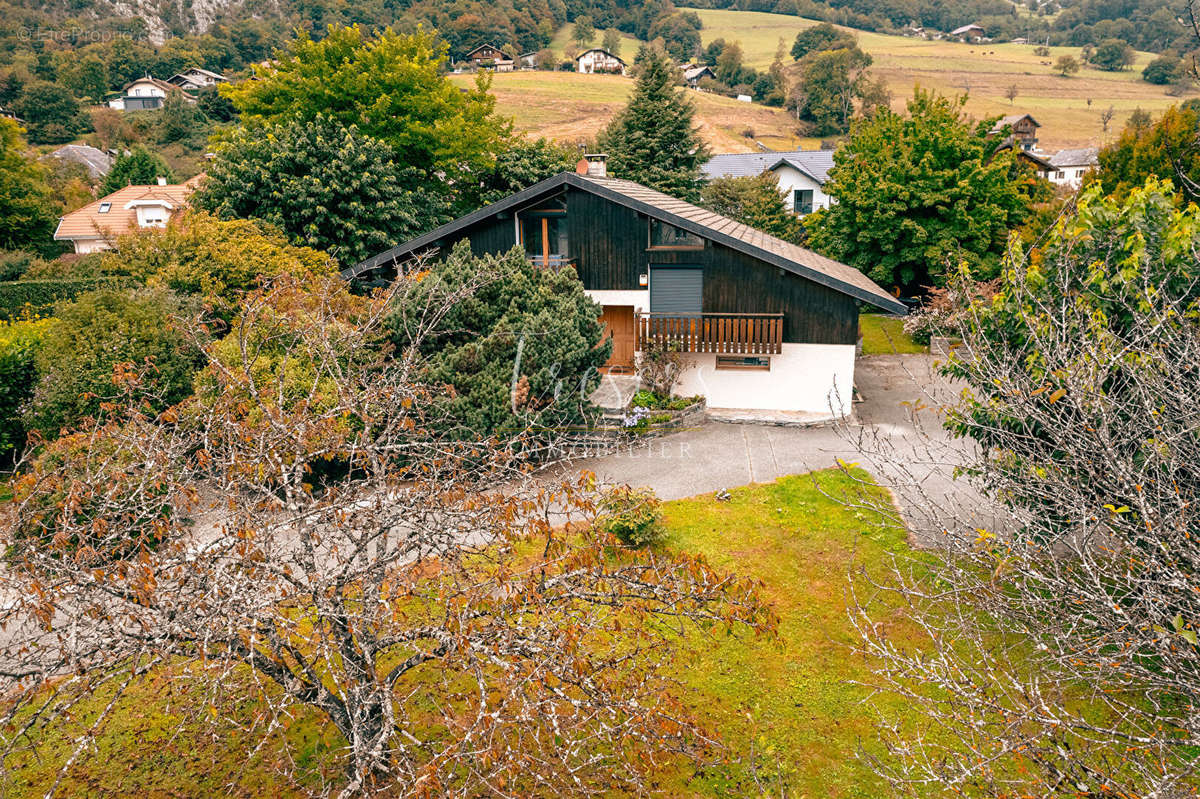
[637,312,784,355]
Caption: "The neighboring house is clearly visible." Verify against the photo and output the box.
[950,24,986,41]
[0,105,21,122]
[107,76,196,111]
[702,150,836,216]
[347,156,904,419]
[166,67,229,90]
[1045,147,1099,188]
[464,43,514,70]
[42,145,114,180]
[518,52,539,69]
[576,48,628,75]
[990,113,1040,151]
[53,177,201,254]
[681,64,716,88]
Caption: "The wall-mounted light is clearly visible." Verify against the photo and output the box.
[639,273,648,286]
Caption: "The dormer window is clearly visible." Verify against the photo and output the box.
[649,219,703,250]
[98,202,111,213]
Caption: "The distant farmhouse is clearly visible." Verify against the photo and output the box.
[1024,147,1099,189]
[576,48,627,75]
[518,52,539,69]
[464,43,514,71]
[950,23,987,42]
[166,67,228,90]
[54,176,203,254]
[349,156,904,418]
[108,76,197,111]
[991,113,1040,151]
[680,64,716,88]
[703,150,836,217]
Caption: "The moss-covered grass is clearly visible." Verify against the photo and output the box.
[859,313,925,355]
[2,469,928,797]
[659,470,929,797]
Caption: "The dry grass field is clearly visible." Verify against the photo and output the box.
[448,70,810,153]
[684,7,1194,150]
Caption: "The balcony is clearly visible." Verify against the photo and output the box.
[636,313,784,355]
[528,254,575,269]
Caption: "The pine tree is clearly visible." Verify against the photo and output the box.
[597,46,710,201]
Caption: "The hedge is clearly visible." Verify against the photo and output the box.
[0,278,138,320]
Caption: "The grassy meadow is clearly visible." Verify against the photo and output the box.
[2,470,930,797]
[683,7,1192,150]
[449,70,809,152]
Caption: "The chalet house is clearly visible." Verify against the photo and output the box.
[990,113,1040,151]
[518,52,539,69]
[166,67,229,90]
[464,44,514,71]
[348,157,904,419]
[681,64,716,88]
[576,49,628,75]
[950,23,986,42]
[107,76,196,111]
[53,176,202,254]
[702,150,835,216]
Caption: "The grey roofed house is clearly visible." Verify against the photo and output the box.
[702,150,836,185]
[1049,147,1099,168]
[42,144,115,179]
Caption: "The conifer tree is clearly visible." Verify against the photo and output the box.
[597,46,709,201]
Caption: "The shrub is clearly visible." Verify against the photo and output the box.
[0,317,52,459]
[0,251,40,282]
[0,277,136,320]
[631,389,702,411]
[24,287,202,438]
[597,486,665,548]
[638,338,688,396]
[386,242,610,449]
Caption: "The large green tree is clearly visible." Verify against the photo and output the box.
[386,241,609,446]
[11,82,88,145]
[472,137,578,209]
[792,44,874,136]
[597,46,710,201]
[1093,103,1200,204]
[223,25,508,213]
[100,147,173,195]
[0,119,57,254]
[806,89,1030,291]
[193,116,449,265]
[790,22,855,61]
[1089,37,1135,71]
[700,172,805,244]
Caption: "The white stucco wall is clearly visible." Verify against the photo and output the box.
[72,238,112,254]
[586,290,650,314]
[673,342,856,417]
[770,164,831,215]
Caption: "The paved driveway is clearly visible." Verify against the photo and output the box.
[560,354,1001,547]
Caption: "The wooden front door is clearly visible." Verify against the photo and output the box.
[599,305,636,373]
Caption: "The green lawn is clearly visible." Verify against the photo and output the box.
[3,470,928,797]
[662,470,929,796]
[859,313,925,355]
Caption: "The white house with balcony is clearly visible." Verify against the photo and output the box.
[576,48,627,75]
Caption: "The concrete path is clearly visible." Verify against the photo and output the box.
[557,354,1001,547]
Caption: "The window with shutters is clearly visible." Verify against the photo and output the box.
[649,266,702,316]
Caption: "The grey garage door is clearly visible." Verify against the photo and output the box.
[650,266,703,316]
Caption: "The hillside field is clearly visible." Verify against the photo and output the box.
[449,71,811,152]
[684,7,1193,150]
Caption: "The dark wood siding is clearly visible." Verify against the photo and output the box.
[451,187,859,346]
[700,243,858,345]
[566,188,643,290]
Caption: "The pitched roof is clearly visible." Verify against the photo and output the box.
[683,65,715,81]
[121,75,180,94]
[990,113,1041,132]
[702,150,836,184]
[53,181,196,242]
[348,172,905,314]
[465,43,510,58]
[951,24,985,35]
[42,145,114,179]
[1048,147,1098,167]
[576,48,626,64]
